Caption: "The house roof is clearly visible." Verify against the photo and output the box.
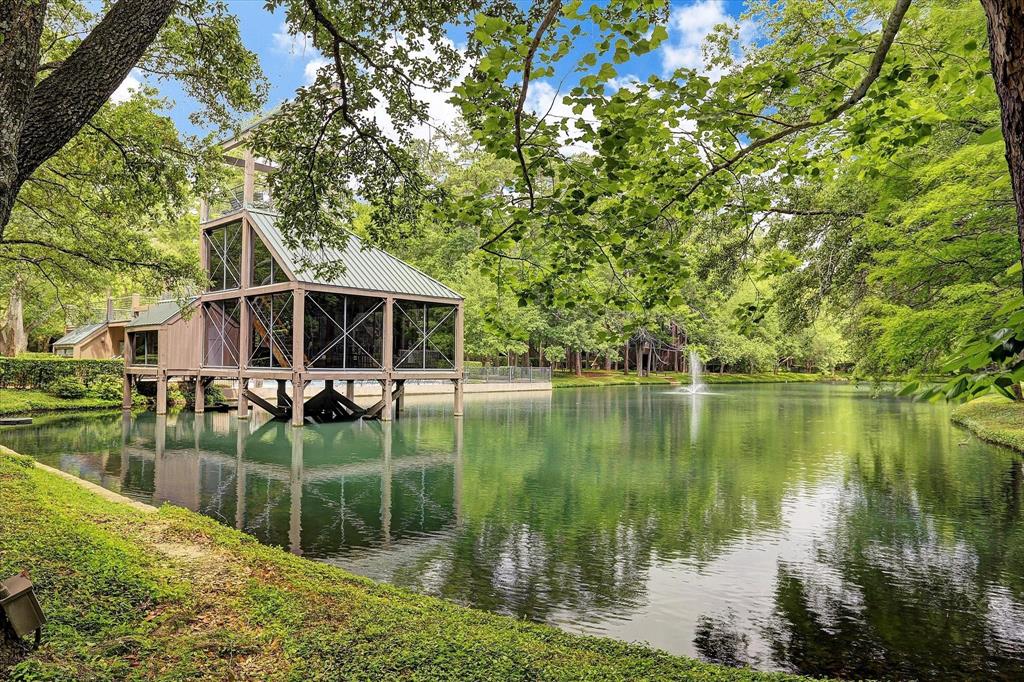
[53,322,106,347]
[126,300,189,329]
[247,209,462,301]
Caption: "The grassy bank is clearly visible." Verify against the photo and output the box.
[551,370,829,389]
[0,388,120,416]
[952,397,1024,452]
[0,448,809,681]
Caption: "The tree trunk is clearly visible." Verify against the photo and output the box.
[1,0,177,233]
[574,350,583,377]
[982,0,1024,294]
[0,278,28,356]
[0,1,47,231]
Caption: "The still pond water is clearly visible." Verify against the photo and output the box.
[3,384,1024,679]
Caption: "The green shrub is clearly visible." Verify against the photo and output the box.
[178,380,227,407]
[0,356,123,389]
[89,375,123,401]
[167,384,186,407]
[49,376,88,399]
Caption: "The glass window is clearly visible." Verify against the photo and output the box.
[204,221,242,291]
[393,301,456,370]
[204,299,241,367]
[251,233,287,287]
[248,292,293,368]
[130,330,159,365]
[304,292,384,369]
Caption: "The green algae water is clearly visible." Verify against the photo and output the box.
[3,383,1023,679]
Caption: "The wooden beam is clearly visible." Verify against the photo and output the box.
[221,154,276,174]
[244,388,287,418]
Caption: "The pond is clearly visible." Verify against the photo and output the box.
[2,383,1023,680]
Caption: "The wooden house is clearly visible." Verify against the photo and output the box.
[123,146,464,426]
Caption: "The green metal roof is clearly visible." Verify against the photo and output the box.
[53,322,105,347]
[248,209,462,300]
[126,300,189,329]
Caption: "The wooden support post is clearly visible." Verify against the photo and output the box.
[380,378,393,422]
[122,374,133,409]
[156,373,168,415]
[453,378,464,417]
[383,296,394,373]
[291,374,305,426]
[237,378,249,419]
[242,149,255,206]
[346,380,355,401]
[293,286,305,373]
[194,376,205,414]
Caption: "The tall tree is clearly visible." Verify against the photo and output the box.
[981,0,1024,294]
[0,0,264,236]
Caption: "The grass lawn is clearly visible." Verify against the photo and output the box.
[952,397,1024,452]
[0,447,812,681]
[551,369,829,389]
[0,388,120,416]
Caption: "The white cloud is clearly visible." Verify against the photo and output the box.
[273,22,312,58]
[524,80,593,156]
[110,70,141,103]
[607,75,641,93]
[303,57,331,85]
[661,0,731,76]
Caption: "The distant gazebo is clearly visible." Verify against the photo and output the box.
[122,139,464,425]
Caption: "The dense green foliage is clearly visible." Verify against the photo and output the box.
[0,356,123,390]
[0,448,810,681]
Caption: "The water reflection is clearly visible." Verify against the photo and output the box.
[3,385,1024,680]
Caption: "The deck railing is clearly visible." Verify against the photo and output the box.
[464,366,552,383]
[207,179,275,220]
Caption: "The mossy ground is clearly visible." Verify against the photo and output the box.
[0,447,812,681]
[952,397,1024,452]
[551,370,829,389]
[0,389,119,416]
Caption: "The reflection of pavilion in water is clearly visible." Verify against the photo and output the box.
[110,412,462,559]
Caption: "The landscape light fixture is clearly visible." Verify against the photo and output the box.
[0,572,45,649]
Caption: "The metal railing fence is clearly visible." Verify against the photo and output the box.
[464,366,552,383]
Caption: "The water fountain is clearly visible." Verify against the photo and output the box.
[683,350,707,395]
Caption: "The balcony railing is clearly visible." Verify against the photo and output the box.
[207,180,275,220]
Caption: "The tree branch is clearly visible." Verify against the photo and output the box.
[15,0,177,189]
[647,0,913,227]
[514,0,563,212]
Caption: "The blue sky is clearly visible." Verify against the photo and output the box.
[113,1,749,140]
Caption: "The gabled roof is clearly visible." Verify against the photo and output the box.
[247,209,462,301]
[53,322,106,347]
[126,300,190,329]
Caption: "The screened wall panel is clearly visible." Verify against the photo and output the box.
[304,292,384,369]
[204,221,242,291]
[251,233,287,287]
[248,292,293,368]
[129,330,159,365]
[393,301,456,370]
[204,299,241,367]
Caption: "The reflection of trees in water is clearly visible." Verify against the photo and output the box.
[693,612,752,668]
[10,386,1024,679]
[763,438,1024,680]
